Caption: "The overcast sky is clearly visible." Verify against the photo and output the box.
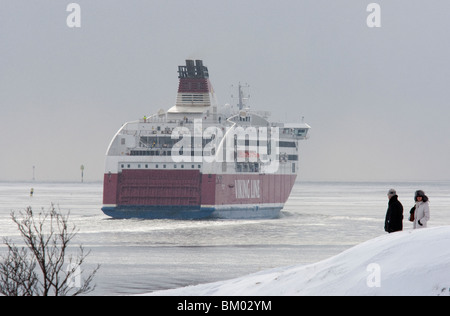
[1,0,450,182]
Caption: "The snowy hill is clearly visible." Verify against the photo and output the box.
[148,226,450,296]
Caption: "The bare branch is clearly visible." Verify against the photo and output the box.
[0,205,100,296]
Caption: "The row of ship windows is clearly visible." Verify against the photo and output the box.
[120,162,296,173]
[121,164,202,170]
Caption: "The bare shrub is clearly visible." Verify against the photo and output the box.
[0,205,100,296]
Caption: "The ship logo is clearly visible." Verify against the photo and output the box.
[235,180,261,199]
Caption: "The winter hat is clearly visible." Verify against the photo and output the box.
[415,190,429,202]
[387,189,397,197]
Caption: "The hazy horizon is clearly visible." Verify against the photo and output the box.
[2,1,450,182]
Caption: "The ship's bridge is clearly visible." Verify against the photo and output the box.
[280,123,311,139]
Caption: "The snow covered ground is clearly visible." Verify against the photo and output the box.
[148,226,450,296]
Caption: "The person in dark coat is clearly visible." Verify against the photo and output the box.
[385,189,404,233]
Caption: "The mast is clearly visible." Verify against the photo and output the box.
[237,83,250,111]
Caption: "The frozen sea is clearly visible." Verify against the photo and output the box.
[1,180,450,296]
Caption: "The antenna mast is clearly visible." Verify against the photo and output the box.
[236,82,250,111]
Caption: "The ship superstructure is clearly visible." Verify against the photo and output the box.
[102,60,310,219]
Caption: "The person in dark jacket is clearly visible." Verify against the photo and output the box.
[385,189,404,233]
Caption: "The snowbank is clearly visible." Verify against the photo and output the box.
[148,226,450,296]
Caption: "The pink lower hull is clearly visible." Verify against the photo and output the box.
[103,170,296,219]
[104,170,296,206]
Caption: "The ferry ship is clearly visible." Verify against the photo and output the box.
[102,60,310,219]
